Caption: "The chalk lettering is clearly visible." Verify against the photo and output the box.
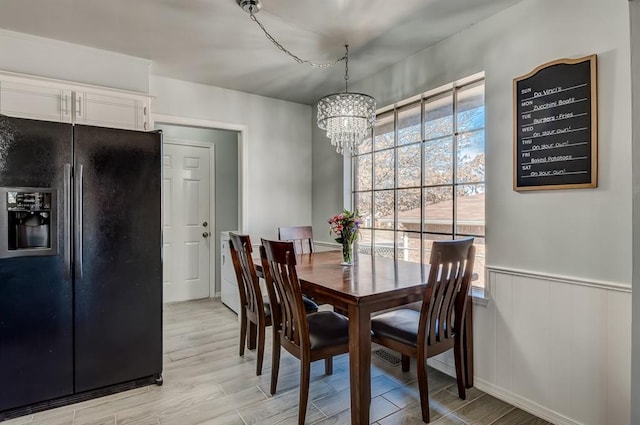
[533,87,561,98]
[533,116,556,125]
[558,97,575,106]
[533,101,558,111]
[548,155,572,162]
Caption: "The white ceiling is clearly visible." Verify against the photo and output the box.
[0,0,521,105]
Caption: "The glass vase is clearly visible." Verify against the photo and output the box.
[341,240,354,265]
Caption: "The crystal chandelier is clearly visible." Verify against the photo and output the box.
[317,46,376,154]
[238,0,376,155]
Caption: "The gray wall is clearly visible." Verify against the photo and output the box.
[150,76,313,241]
[156,124,239,295]
[314,0,633,285]
[311,105,344,243]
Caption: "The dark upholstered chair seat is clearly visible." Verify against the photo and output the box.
[263,296,318,318]
[372,309,451,347]
[372,309,420,347]
[307,311,349,350]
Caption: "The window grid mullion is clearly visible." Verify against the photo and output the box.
[393,108,398,261]
[420,95,425,264]
[371,128,376,250]
[452,86,459,240]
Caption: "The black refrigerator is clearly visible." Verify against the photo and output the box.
[0,115,162,416]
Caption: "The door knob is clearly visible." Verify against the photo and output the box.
[203,232,211,238]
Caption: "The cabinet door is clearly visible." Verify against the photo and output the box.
[75,91,148,131]
[0,81,72,123]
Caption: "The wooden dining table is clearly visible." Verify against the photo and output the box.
[257,249,474,424]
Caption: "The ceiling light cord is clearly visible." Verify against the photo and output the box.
[249,11,346,68]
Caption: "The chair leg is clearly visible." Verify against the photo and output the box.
[248,321,257,350]
[239,310,247,357]
[256,321,266,376]
[417,356,431,423]
[401,354,410,372]
[324,357,333,375]
[454,339,467,400]
[298,358,311,425]
[270,333,281,395]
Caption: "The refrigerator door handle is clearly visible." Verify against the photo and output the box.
[64,163,72,280]
[75,164,84,279]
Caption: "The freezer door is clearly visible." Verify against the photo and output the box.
[0,115,73,411]
[73,125,162,392]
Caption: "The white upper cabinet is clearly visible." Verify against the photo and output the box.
[0,72,150,131]
[75,91,148,130]
[0,80,73,123]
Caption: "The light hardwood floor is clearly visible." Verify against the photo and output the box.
[3,299,552,425]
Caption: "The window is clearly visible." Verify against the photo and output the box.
[352,77,486,292]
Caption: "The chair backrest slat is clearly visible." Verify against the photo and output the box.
[419,238,475,347]
[278,226,314,254]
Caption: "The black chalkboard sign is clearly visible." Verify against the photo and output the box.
[513,55,597,191]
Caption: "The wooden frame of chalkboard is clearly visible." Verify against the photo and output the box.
[513,55,598,191]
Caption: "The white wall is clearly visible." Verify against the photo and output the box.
[150,76,313,241]
[630,2,640,423]
[311,0,632,423]
[0,29,150,93]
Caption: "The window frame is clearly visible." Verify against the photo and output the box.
[351,75,487,298]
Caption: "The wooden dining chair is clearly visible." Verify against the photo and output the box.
[260,239,349,425]
[229,233,319,376]
[278,225,314,254]
[371,237,475,423]
[228,233,270,376]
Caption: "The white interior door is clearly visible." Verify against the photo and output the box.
[162,142,212,303]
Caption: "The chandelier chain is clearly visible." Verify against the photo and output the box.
[344,45,349,92]
[249,11,346,68]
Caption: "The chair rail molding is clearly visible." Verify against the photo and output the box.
[487,265,631,293]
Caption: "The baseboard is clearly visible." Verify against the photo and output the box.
[0,375,160,421]
[427,356,456,377]
[426,358,582,425]
[473,377,583,425]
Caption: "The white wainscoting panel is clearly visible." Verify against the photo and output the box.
[427,267,631,425]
